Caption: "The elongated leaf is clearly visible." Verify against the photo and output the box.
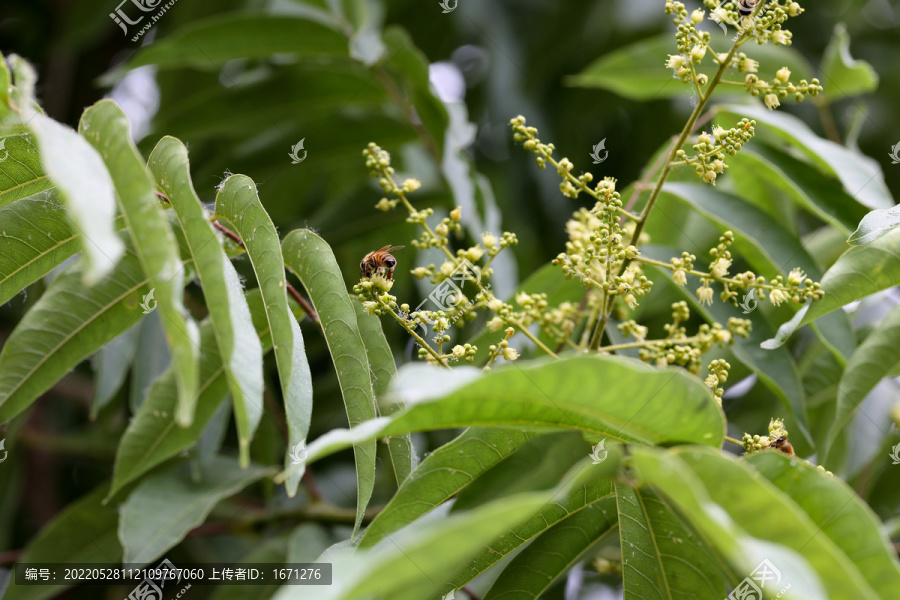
[271,491,551,600]
[444,458,618,593]
[632,446,879,600]
[822,303,900,461]
[0,134,52,207]
[849,205,900,246]
[119,456,274,565]
[360,428,545,548]
[616,482,734,599]
[719,104,892,211]
[282,228,376,535]
[3,485,121,600]
[80,100,200,426]
[151,139,263,466]
[91,323,140,418]
[353,300,413,487]
[24,110,124,284]
[301,354,724,469]
[107,289,273,501]
[0,244,148,422]
[746,452,900,599]
[215,175,312,491]
[0,191,123,306]
[765,228,900,347]
[821,24,879,101]
[121,15,347,73]
[484,496,618,599]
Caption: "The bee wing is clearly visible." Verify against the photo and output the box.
[375,245,394,252]
[386,245,405,253]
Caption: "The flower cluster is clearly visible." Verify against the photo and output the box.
[702,0,804,45]
[742,418,789,452]
[674,119,755,185]
[704,358,731,404]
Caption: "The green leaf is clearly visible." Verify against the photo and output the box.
[822,304,900,462]
[0,190,124,306]
[119,455,274,565]
[302,355,725,467]
[3,485,121,600]
[353,300,414,487]
[121,15,348,73]
[821,24,879,101]
[616,482,734,599]
[746,452,900,599]
[0,134,52,207]
[281,228,377,536]
[848,205,900,246]
[107,289,274,501]
[214,175,312,491]
[765,228,900,347]
[632,446,880,600]
[719,104,893,211]
[25,109,124,284]
[151,139,264,467]
[91,323,140,418]
[445,458,618,593]
[483,496,618,599]
[360,428,545,548]
[288,523,332,563]
[0,244,147,423]
[80,100,200,426]
[270,491,552,600]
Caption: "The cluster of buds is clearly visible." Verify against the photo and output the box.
[704,358,731,405]
[485,327,520,369]
[666,2,712,57]
[743,67,823,110]
[742,418,789,452]
[676,119,755,185]
[703,0,803,45]
[353,276,396,315]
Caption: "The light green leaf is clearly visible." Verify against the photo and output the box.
[281,228,377,536]
[119,455,274,565]
[0,134,52,207]
[765,228,900,347]
[360,428,545,548]
[301,354,724,468]
[214,175,312,491]
[0,244,147,423]
[26,109,124,284]
[616,482,734,599]
[719,104,893,211]
[483,496,618,599]
[353,300,413,487]
[120,15,348,73]
[848,205,900,246]
[80,100,200,426]
[746,452,900,599]
[288,524,332,563]
[151,139,263,467]
[821,23,879,101]
[822,304,900,462]
[271,490,552,600]
[3,485,121,600]
[107,289,273,501]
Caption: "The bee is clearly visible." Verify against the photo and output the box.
[736,0,759,16]
[360,245,405,280]
[768,436,795,456]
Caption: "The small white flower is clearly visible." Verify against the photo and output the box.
[764,93,780,110]
[503,347,519,361]
[697,285,714,306]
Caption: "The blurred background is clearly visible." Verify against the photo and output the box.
[0,0,898,596]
